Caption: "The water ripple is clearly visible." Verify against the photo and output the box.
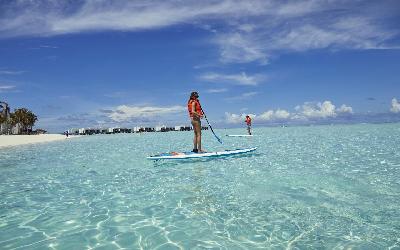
[0,124,399,249]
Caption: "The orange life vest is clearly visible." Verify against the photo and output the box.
[246,116,252,125]
[188,98,203,118]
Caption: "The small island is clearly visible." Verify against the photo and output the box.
[0,101,77,148]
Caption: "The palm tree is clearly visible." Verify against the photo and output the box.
[0,102,10,134]
[26,110,38,133]
[10,111,22,134]
[12,108,38,134]
[0,115,5,124]
[0,115,5,134]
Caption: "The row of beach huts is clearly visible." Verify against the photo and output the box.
[67,125,208,135]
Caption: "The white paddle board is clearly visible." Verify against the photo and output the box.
[226,134,253,137]
[147,147,257,160]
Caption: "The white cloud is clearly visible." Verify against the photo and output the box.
[29,45,58,50]
[0,70,25,75]
[225,100,353,123]
[275,1,323,17]
[215,32,268,64]
[269,25,342,51]
[39,45,58,49]
[267,18,395,52]
[225,92,258,101]
[226,108,290,123]
[225,112,255,124]
[295,101,353,118]
[213,3,399,63]
[390,98,400,113]
[297,101,337,118]
[238,24,256,33]
[0,85,16,92]
[275,109,291,119]
[108,105,186,122]
[225,112,244,124]
[0,1,266,37]
[258,109,290,121]
[337,104,353,114]
[0,0,397,64]
[200,72,264,86]
[206,88,228,93]
[258,110,273,120]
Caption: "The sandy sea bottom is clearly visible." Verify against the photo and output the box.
[0,123,399,249]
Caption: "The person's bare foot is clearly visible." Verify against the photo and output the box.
[198,149,206,153]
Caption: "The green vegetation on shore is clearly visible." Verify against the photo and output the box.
[0,101,38,135]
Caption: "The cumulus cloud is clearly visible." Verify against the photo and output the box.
[40,104,187,131]
[225,112,244,124]
[296,101,337,118]
[225,108,291,123]
[225,112,255,124]
[294,101,353,119]
[225,100,354,123]
[108,105,186,122]
[200,72,264,86]
[390,98,400,113]
[258,109,290,121]
[337,104,353,114]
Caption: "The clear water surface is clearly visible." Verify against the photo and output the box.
[1,123,399,249]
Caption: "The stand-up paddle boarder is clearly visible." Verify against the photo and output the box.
[188,91,204,153]
[246,115,252,135]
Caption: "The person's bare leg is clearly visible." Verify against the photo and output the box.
[197,131,202,152]
[196,122,204,152]
[192,119,201,152]
[193,132,197,151]
[192,120,197,151]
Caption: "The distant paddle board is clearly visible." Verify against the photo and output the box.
[147,147,257,160]
[226,134,253,137]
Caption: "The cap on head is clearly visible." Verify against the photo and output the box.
[190,91,199,98]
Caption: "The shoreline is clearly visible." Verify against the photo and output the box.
[0,134,80,148]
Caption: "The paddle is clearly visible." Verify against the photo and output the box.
[200,106,223,144]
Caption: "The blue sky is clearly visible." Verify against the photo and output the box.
[0,0,399,132]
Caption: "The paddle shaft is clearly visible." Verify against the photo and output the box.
[200,106,222,144]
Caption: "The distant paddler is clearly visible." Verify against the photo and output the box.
[245,115,252,135]
[188,91,204,153]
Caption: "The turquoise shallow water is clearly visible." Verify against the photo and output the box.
[1,123,400,249]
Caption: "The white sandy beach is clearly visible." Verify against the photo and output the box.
[0,134,79,148]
